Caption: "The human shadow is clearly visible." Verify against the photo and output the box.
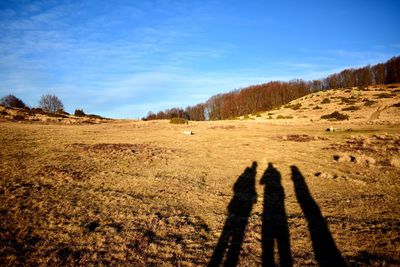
[208,162,258,267]
[291,166,347,267]
[261,163,292,267]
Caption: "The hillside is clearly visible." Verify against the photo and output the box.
[0,106,111,124]
[242,84,400,124]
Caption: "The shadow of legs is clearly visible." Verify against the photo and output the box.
[261,163,292,267]
[208,162,258,267]
[291,165,347,267]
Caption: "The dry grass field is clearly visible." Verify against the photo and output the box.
[1,86,400,266]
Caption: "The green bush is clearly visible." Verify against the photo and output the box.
[170,117,187,124]
[74,109,86,117]
[321,111,349,121]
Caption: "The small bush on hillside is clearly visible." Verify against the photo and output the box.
[276,115,293,119]
[0,94,26,108]
[285,103,302,110]
[321,111,349,121]
[342,106,360,111]
[13,115,25,121]
[321,98,331,104]
[313,105,322,110]
[392,102,400,108]
[340,97,357,104]
[170,117,187,124]
[362,99,377,107]
[75,109,86,117]
[375,93,393,99]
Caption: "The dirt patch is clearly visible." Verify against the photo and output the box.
[278,134,328,142]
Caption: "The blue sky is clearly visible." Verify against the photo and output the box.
[0,0,399,118]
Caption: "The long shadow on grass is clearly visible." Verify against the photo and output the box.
[261,163,292,267]
[208,162,257,267]
[291,165,347,267]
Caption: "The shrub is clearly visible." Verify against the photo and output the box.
[392,102,400,108]
[363,99,377,107]
[170,117,187,124]
[342,106,360,111]
[313,105,322,110]
[320,111,349,121]
[74,109,86,117]
[375,93,393,99]
[276,115,293,119]
[13,115,25,121]
[39,94,64,113]
[286,103,302,110]
[0,94,26,108]
[340,97,357,104]
[321,98,331,104]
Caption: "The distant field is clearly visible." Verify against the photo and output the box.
[1,116,399,266]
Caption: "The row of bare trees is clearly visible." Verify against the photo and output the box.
[143,56,400,121]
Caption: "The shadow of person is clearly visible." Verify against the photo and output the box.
[208,162,258,267]
[291,166,347,267]
[261,163,293,267]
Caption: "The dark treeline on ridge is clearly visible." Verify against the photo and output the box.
[143,56,400,121]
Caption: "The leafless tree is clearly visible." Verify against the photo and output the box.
[39,94,64,113]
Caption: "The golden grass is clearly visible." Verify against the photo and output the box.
[1,118,399,266]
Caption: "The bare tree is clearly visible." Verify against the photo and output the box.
[39,94,64,113]
[0,94,26,108]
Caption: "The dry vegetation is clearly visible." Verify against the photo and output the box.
[1,85,400,266]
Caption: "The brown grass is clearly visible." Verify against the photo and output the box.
[1,119,399,266]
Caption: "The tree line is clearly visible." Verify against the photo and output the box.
[0,93,99,118]
[143,56,400,121]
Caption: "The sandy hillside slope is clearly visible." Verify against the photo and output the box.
[1,85,400,266]
[244,84,400,125]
